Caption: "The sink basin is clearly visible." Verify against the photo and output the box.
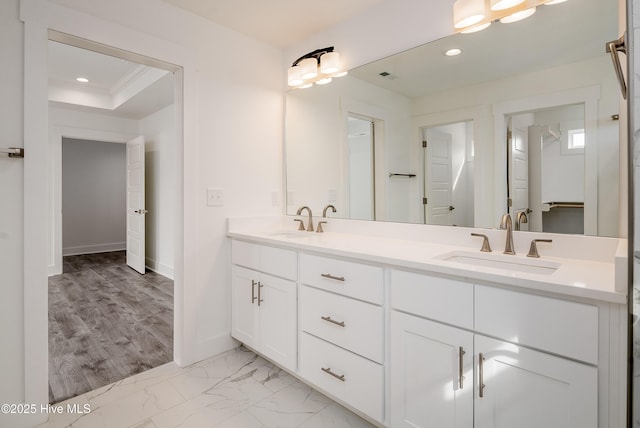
[435,250,560,275]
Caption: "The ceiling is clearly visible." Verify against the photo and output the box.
[161,0,386,49]
[348,0,617,99]
[48,0,386,119]
[48,0,615,119]
[48,40,175,120]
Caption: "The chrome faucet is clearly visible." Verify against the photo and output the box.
[499,213,515,255]
[296,206,314,232]
[322,204,337,217]
[317,204,337,233]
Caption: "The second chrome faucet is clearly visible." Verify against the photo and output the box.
[296,204,338,232]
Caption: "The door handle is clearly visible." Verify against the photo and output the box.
[606,34,627,99]
[478,352,486,398]
[449,205,455,211]
[251,280,257,304]
[134,209,149,214]
[459,346,465,389]
[257,282,264,306]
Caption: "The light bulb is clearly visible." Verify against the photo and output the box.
[453,0,485,29]
[299,57,318,80]
[320,52,340,74]
[500,6,536,23]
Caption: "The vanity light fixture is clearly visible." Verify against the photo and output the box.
[461,22,492,33]
[500,6,536,23]
[490,0,525,11]
[76,77,89,83]
[453,0,485,29]
[287,47,348,89]
[454,0,568,33]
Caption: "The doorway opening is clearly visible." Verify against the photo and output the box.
[506,103,586,234]
[347,114,375,220]
[47,38,177,403]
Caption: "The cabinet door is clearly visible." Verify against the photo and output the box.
[390,311,473,428]
[258,273,297,370]
[475,335,597,428]
[231,265,259,349]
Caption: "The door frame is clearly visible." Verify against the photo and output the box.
[21,0,198,415]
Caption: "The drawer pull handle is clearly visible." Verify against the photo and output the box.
[458,346,465,389]
[251,280,257,304]
[321,273,345,282]
[478,352,486,398]
[321,316,346,327]
[321,367,345,382]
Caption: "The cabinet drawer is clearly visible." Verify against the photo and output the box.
[300,253,383,304]
[300,333,384,422]
[475,285,599,364]
[300,285,384,363]
[390,270,473,329]
[231,240,297,280]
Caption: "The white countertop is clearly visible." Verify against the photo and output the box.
[228,217,628,304]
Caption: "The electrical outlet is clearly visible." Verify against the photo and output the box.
[207,188,224,206]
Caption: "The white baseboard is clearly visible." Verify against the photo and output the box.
[62,242,126,256]
[145,257,174,280]
[190,333,238,367]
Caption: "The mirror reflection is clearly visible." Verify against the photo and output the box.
[285,0,620,236]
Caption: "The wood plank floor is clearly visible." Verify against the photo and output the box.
[48,251,173,404]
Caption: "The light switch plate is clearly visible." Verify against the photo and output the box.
[207,188,224,206]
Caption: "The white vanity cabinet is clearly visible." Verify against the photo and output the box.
[474,334,597,428]
[390,269,599,428]
[298,253,385,423]
[390,310,474,428]
[231,240,298,371]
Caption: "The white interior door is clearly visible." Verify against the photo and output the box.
[424,128,453,225]
[126,135,146,274]
[508,123,530,230]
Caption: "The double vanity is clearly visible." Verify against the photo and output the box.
[227,216,627,428]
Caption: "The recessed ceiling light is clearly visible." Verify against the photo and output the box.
[445,48,462,57]
[76,77,89,83]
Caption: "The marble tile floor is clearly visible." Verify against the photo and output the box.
[36,346,376,428]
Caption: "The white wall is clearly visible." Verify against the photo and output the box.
[10,0,284,425]
[139,104,175,278]
[61,138,126,255]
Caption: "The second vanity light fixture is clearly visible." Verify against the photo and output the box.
[453,0,568,33]
[287,46,348,89]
